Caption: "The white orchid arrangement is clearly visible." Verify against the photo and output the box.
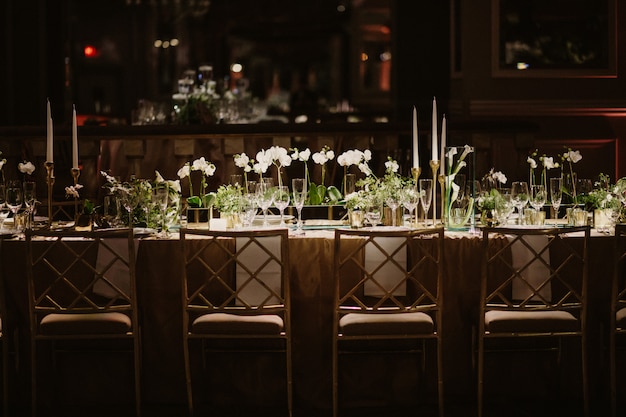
[293,145,340,205]
[0,151,5,184]
[312,145,335,187]
[234,152,254,185]
[177,157,216,208]
[256,146,292,188]
[18,161,36,176]
[528,149,560,187]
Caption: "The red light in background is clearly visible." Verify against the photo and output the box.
[83,45,98,58]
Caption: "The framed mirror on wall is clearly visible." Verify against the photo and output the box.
[491,0,616,78]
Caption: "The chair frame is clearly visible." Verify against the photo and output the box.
[611,223,626,417]
[332,227,444,417]
[477,225,590,417]
[25,228,141,416]
[0,235,10,417]
[180,228,292,417]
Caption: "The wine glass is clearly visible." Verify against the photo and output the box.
[511,181,529,225]
[6,182,22,231]
[0,185,9,231]
[255,182,275,227]
[273,185,290,227]
[530,184,546,213]
[154,187,169,236]
[550,177,563,221]
[419,179,433,227]
[103,195,120,227]
[120,190,138,227]
[291,178,307,235]
[400,185,419,227]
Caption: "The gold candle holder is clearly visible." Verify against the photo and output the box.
[45,162,55,228]
[411,167,422,228]
[429,160,440,227]
[438,174,446,226]
[71,168,81,221]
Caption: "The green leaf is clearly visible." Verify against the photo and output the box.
[187,196,202,208]
[316,184,327,203]
[327,186,342,203]
[308,184,322,205]
[203,193,216,207]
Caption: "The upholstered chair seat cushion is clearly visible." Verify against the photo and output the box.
[485,310,579,333]
[40,312,132,335]
[616,307,626,329]
[339,311,434,336]
[192,312,284,335]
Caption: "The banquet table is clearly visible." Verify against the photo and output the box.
[0,226,616,416]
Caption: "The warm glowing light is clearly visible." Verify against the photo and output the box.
[83,45,97,58]
[170,38,179,46]
[337,4,346,12]
[231,63,243,73]
[379,51,392,61]
[162,40,170,48]
[361,52,369,62]
[154,40,163,48]
[517,62,529,70]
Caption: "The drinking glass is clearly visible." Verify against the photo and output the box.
[103,195,120,227]
[6,182,22,231]
[400,185,419,227]
[494,188,514,225]
[240,194,258,228]
[511,181,529,225]
[155,187,169,236]
[364,202,382,227]
[255,182,275,227]
[530,184,546,212]
[0,185,9,231]
[273,185,290,227]
[419,179,433,227]
[291,178,307,235]
[550,177,563,220]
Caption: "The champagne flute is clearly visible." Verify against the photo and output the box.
[291,178,307,235]
[511,181,529,225]
[419,179,433,227]
[385,193,400,227]
[23,181,37,228]
[273,185,290,227]
[255,182,274,227]
[550,177,563,221]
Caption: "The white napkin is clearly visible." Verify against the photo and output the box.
[93,238,138,299]
[509,234,551,302]
[235,236,282,306]
[364,237,407,297]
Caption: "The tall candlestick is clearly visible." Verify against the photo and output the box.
[72,105,78,169]
[412,106,419,169]
[440,114,447,177]
[46,99,53,163]
[431,97,438,161]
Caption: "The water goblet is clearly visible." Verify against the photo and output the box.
[419,179,433,227]
[550,177,563,221]
[291,178,307,235]
[255,182,275,227]
[511,181,529,225]
[400,185,419,227]
[273,186,290,227]
[364,204,382,227]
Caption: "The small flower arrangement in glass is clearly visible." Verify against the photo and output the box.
[292,145,341,205]
[444,145,475,229]
[101,171,153,227]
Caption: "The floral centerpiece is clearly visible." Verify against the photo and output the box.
[292,145,341,205]
[0,151,6,184]
[101,171,153,227]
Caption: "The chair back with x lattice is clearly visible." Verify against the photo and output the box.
[332,227,444,417]
[477,225,590,417]
[180,227,291,417]
[25,228,141,416]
